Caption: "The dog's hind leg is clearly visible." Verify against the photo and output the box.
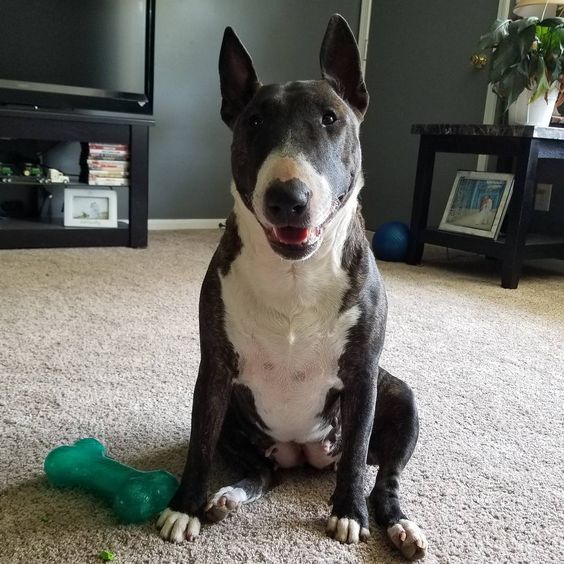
[205,418,275,523]
[205,470,272,522]
[368,368,427,561]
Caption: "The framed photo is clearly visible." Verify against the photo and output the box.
[439,171,514,239]
[64,188,117,228]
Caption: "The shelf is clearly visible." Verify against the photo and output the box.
[0,217,130,249]
[0,217,127,229]
[422,228,564,260]
[422,228,504,257]
[0,109,148,249]
[0,106,155,127]
[519,234,564,259]
[0,179,128,188]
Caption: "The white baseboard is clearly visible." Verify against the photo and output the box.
[148,219,224,230]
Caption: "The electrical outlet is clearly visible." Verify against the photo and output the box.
[534,183,552,212]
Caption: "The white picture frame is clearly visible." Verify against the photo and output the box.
[64,188,117,228]
[439,171,514,239]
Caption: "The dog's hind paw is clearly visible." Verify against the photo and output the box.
[387,519,427,560]
[157,507,201,543]
[326,515,370,544]
[205,486,247,523]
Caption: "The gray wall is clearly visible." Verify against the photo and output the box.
[149,0,361,219]
[360,0,500,230]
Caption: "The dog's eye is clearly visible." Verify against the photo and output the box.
[249,114,263,128]
[321,111,337,126]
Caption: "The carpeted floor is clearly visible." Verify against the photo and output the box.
[1,230,563,564]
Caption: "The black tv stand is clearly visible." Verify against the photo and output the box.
[0,107,153,249]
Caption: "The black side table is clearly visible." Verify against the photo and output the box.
[406,124,564,289]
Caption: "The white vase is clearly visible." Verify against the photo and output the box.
[508,87,559,127]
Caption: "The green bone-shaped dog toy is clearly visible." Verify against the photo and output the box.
[44,438,178,523]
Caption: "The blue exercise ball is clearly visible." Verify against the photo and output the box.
[372,222,410,262]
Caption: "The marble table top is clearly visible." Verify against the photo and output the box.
[412,123,564,140]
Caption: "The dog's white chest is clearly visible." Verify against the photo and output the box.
[220,254,359,443]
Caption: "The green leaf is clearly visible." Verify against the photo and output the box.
[511,17,539,34]
[489,21,535,84]
[557,26,564,46]
[530,56,550,101]
[478,18,510,49]
[516,56,532,78]
[539,17,564,28]
[518,23,537,57]
[557,26,564,48]
[537,25,563,56]
[495,68,529,111]
[550,58,562,83]
[489,37,523,83]
[536,24,549,43]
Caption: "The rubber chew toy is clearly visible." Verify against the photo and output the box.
[44,438,178,523]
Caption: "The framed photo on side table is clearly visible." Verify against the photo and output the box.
[64,188,117,228]
[439,171,514,239]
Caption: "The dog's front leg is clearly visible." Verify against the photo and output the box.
[158,357,234,542]
[326,361,378,544]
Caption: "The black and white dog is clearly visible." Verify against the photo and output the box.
[158,14,427,560]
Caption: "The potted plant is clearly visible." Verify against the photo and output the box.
[478,16,564,125]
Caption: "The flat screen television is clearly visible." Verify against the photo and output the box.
[0,0,155,115]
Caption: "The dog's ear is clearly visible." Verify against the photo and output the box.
[219,27,260,128]
[320,14,369,119]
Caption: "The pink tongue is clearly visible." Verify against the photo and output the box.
[275,227,309,245]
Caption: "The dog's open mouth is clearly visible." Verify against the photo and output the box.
[265,226,322,259]
[273,227,311,245]
[271,226,321,246]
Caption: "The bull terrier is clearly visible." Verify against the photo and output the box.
[158,14,427,560]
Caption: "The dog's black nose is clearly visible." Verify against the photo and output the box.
[264,179,310,225]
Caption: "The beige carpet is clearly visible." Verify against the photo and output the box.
[1,230,563,564]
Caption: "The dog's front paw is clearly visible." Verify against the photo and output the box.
[326,495,370,544]
[326,515,371,544]
[157,507,201,543]
[387,519,427,561]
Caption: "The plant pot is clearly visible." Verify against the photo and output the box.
[508,87,559,127]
